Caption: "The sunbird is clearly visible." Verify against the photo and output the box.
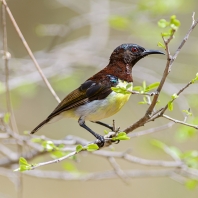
[31,43,164,146]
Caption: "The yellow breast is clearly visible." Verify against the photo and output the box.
[102,80,132,118]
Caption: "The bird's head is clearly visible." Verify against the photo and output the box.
[110,43,165,66]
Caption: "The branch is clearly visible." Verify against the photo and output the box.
[108,157,129,184]
[1,2,18,134]
[162,115,198,130]
[25,168,177,181]
[1,0,60,103]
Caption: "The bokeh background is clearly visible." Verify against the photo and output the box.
[0,0,198,197]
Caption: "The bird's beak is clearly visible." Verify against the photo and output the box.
[142,49,165,56]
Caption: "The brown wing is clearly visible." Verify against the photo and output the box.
[46,79,113,120]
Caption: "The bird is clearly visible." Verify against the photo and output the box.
[30,43,164,147]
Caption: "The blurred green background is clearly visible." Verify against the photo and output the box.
[0,0,198,197]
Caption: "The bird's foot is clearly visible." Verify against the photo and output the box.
[95,135,105,147]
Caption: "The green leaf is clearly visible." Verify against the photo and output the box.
[109,16,130,30]
[111,87,130,95]
[158,19,169,28]
[172,19,181,27]
[126,83,132,90]
[86,144,99,152]
[42,141,57,151]
[20,165,32,172]
[14,157,32,172]
[171,93,179,99]
[133,86,142,91]
[157,42,166,49]
[51,150,66,158]
[145,82,160,92]
[170,15,176,21]
[168,101,173,111]
[185,179,198,190]
[138,101,147,104]
[3,113,10,124]
[170,15,181,27]
[112,132,130,141]
[182,110,192,116]
[151,139,166,149]
[161,32,172,37]
[191,73,198,83]
[19,157,29,166]
[76,144,83,153]
[104,130,108,135]
[142,81,146,91]
[62,162,78,173]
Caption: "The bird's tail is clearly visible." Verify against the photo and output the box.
[30,119,49,134]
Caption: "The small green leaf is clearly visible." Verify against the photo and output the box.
[168,101,173,111]
[145,82,160,92]
[112,132,130,141]
[104,130,108,135]
[172,19,180,27]
[51,150,66,158]
[151,139,166,149]
[116,136,130,140]
[142,81,146,91]
[19,165,32,172]
[158,19,168,28]
[138,101,147,104]
[171,93,179,99]
[109,16,130,30]
[170,15,176,21]
[161,32,172,37]
[126,83,132,90]
[62,162,78,173]
[76,144,83,153]
[133,86,142,91]
[111,87,130,95]
[185,179,198,190]
[15,157,32,172]
[182,110,192,116]
[87,144,99,152]
[19,157,29,166]
[157,42,165,49]
[42,141,57,151]
[3,113,10,124]
[170,24,178,30]
[191,73,198,83]
[170,15,180,27]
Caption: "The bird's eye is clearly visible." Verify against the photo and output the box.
[131,47,138,53]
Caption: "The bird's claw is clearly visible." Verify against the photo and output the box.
[95,135,105,147]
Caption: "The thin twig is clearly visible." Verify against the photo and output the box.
[128,90,158,96]
[29,151,77,170]
[129,122,175,138]
[162,115,198,130]
[1,2,18,134]
[24,168,177,181]
[1,0,60,103]
[108,157,129,184]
